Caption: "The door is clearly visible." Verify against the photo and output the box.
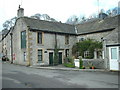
[109,47,119,70]
[58,52,62,64]
[49,52,53,65]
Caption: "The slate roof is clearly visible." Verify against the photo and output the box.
[22,17,76,35]
[20,15,119,35]
[76,15,119,35]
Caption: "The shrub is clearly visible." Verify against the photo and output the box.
[64,63,75,68]
[64,56,75,68]
[72,39,102,59]
[79,57,83,69]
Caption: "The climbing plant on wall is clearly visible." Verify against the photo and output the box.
[53,34,59,65]
[72,39,102,59]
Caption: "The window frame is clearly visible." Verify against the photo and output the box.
[37,32,44,44]
[65,35,69,45]
[38,49,43,63]
[84,51,90,58]
[21,31,26,49]
[65,49,69,57]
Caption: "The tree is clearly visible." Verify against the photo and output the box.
[106,7,119,17]
[66,15,79,25]
[106,9,112,16]
[72,39,102,59]
[31,13,41,19]
[111,7,118,16]
[3,17,17,30]
[31,13,57,22]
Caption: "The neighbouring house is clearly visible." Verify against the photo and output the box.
[76,15,120,70]
[1,29,10,57]
[1,6,120,70]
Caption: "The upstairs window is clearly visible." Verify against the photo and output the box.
[21,31,26,48]
[65,49,69,57]
[37,32,43,44]
[65,35,69,45]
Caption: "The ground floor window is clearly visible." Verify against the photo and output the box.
[65,49,69,57]
[38,49,42,62]
[84,51,90,58]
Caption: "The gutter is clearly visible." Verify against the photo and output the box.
[77,28,115,35]
[29,28,77,36]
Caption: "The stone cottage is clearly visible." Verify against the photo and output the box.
[1,7,120,70]
[9,7,77,66]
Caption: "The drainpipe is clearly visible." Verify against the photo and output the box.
[10,33,13,64]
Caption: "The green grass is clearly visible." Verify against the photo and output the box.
[64,63,75,68]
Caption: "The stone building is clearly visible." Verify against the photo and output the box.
[1,7,120,70]
[76,15,120,70]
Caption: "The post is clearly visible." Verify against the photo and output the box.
[10,33,13,64]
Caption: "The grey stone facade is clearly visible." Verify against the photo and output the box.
[1,7,119,70]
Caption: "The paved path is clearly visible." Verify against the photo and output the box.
[2,62,119,88]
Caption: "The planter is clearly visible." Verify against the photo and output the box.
[90,66,95,69]
[92,66,95,69]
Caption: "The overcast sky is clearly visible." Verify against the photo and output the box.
[0,0,119,31]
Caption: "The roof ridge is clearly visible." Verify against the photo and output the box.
[21,16,74,26]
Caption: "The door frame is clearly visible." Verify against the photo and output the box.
[58,51,63,64]
[49,51,54,65]
[109,46,119,70]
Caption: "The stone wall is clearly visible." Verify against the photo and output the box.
[77,31,111,42]
[12,18,28,65]
[82,59,105,69]
[30,31,77,65]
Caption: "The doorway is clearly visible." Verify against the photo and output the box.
[49,52,53,65]
[109,47,119,70]
[58,52,62,64]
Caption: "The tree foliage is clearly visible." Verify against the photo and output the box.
[31,13,57,22]
[72,39,102,59]
[3,17,17,30]
[66,7,119,25]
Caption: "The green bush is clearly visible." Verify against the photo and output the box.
[72,39,102,59]
[64,63,75,68]
[79,57,83,69]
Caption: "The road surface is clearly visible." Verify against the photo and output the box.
[2,62,119,89]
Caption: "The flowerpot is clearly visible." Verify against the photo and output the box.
[92,66,94,69]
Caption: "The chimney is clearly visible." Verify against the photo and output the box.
[17,5,24,18]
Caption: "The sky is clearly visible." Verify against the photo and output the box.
[0,0,119,31]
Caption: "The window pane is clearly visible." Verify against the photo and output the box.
[38,32,42,44]
[38,56,42,61]
[38,50,42,55]
[21,31,26,48]
[65,35,69,44]
[111,48,117,59]
[38,49,42,62]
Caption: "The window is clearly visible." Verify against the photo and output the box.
[21,31,26,48]
[38,49,42,62]
[111,48,117,59]
[79,38,84,42]
[65,49,69,57]
[84,51,90,58]
[37,32,43,44]
[65,35,69,44]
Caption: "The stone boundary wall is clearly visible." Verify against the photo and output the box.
[82,59,105,69]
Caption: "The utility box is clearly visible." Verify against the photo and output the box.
[74,59,79,67]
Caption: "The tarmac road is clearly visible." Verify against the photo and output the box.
[2,62,119,89]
